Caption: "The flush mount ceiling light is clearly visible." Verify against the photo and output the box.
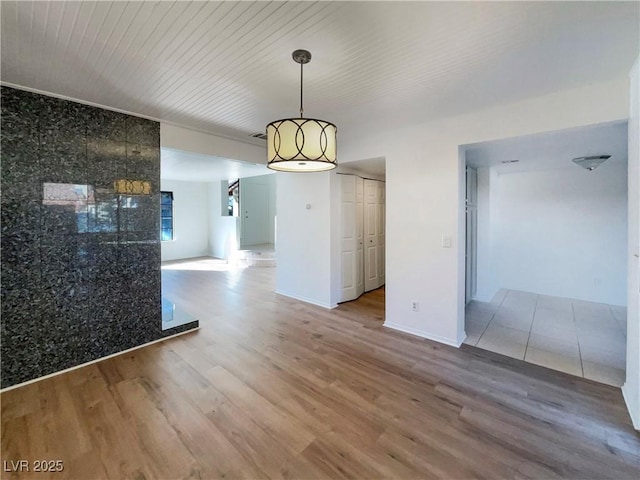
[266,50,337,172]
[572,155,610,171]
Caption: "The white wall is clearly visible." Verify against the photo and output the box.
[486,164,627,306]
[208,181,238,260]
[336,76,629,347]
[623,58,640,429]
[160,179,210,262]
[161,123,264,164]
[160,178,243,262]
[276,172,335,308]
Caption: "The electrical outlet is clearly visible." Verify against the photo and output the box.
[411,301,419,312]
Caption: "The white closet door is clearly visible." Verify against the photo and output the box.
[340,175,358,302]
[364,179,379,292]
[376,181,385,286]
[356,176,365,297]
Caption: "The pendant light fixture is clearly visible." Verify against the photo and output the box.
[266,50,337,172]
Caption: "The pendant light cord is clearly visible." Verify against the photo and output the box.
[300,61,304,118]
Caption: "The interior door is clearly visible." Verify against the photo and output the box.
[240,181,269,247]
[376,181,385,286]
[340,175,358,302]
[364,179,379,291]
[356,177,365,296]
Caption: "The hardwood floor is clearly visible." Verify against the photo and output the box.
[2,261,639,479]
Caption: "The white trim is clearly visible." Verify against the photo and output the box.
[383,321,464,347]
[275,290,338,309]
[623,382,640,430]
[0,81,263,148]
[0,327,199,393]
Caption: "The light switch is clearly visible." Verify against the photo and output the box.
[442,234,452,248]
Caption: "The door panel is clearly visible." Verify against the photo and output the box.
[340,175,358,302]
[367,247,378,284]
[342,251,354,289]
[364,179,379,292]
[377,182,385,286]
[356,177,364,296]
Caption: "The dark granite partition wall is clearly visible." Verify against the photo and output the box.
[1,86,198,388]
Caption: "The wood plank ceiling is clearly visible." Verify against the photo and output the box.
[1,1,638,142]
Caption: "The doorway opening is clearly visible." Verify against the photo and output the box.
[461,121,628,386]
[159,148,277,324]
[237,174,277,267]
[336,157,386,323]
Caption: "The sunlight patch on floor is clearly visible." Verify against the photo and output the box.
[161,257,248,272]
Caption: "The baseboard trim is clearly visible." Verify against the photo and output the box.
[0,327,200,393]
[383,321,463,347]
[275,290,337,309]
[622,382,640,430]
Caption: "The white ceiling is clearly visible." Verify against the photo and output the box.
[161,147,271,182]
[1,1,638,144]
[464,121,628,174]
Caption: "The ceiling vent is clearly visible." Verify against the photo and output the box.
[250,132,267,140]
[572,155,610,171]
[501,159,519,164]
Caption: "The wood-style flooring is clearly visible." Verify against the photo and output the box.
[2,260,639,479]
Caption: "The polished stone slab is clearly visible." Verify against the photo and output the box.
[0,86,198,388]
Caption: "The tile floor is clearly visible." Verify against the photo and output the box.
[464,289,627,387]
